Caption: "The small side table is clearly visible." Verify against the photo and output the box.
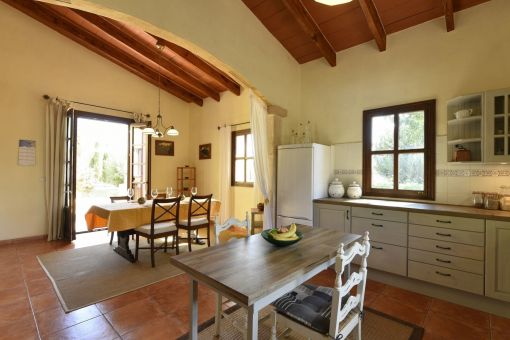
[250,208,264,235]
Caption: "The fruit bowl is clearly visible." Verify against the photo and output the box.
[261,230,303,247]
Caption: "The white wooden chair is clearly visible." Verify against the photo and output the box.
[270,231,370,340]
[213,211,251,245]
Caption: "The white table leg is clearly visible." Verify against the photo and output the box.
[247,304,258,340]
[189,278,198,340]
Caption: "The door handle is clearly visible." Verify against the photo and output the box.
[436,232,452,237]
[346,210,349,220]
[371,223,383,227]
[436,245,451,250]
[436,271,451,277]
[372,212,383,216]
[436,220,451,224]
[436,258,452,264]
[371,246,383,250]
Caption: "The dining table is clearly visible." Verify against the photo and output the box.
[169,225,361,340]
[84,198,221,262]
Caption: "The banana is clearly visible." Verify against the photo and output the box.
[278,223,296,238]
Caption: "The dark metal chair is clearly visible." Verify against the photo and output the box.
[177,194,213,252]
[134,197,180,267]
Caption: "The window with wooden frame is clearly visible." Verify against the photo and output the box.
[362,100,436,200]
[231,129,254,187]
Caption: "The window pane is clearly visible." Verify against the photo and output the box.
[246,134,253,157]
[399,111,424,150]
[235,159,245,182]
[133,128,143,145]
[372,115,394,151]
[246,159,254,182]
[398,153,424,190]
[236,135,245,157]
[372,154,394,189]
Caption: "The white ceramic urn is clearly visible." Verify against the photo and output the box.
[328,178,345,198]
[347,182,362,199]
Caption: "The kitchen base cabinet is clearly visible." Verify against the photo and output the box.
[313,203,350,232]
[353,241,407,276]
[486,220,510,302]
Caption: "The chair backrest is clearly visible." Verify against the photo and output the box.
[149,198,180,236]
[329,231,370,338]
[214,212,251,244]
[110,196,129,203]
[185,194,213,225]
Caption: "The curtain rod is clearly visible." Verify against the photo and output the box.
[218,122,250,130]
[42,94,150,118]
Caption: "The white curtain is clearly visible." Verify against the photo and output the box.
[46,98,72,241]
[249,90,273,230]
[219,125,233,223]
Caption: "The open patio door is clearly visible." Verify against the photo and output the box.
[63,108,76,241]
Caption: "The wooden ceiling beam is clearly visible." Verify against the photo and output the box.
[280,0,336,67]
[74,10,220,102]
[2,0,202,106]
[442,0,455,32]
[358,0,386,52]
[152,35,241,96]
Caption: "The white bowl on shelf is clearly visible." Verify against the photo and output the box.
[454,109,473,119]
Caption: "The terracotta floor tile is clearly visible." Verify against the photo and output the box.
[0,284,28,306]
[105,298,167,335]
[0,261,21,275]
[26,278,54,297]
[31,291,61,314]
[96,289,147,314]
[198,283,215,296]
[21,259,42,271]
[422,332,443,340]
[16,242,56,256]
[371,294,428,327]
[491,314,510,334]
[492,330,510,340]
[0,298,32,325]
[430,299,489,329]
[36,305,101,336]
[24,268,48,282]
[173,296,218,327]
[424,311,490,340]
[122,314,188,340]
[0,273,24,290]
[140,277,182,296]
[365,279,387,294]
[305,269,337,287]
[363,289,379,307]
[152,281,206,313]
[42,316,118,340]
[381,285,432,310]
[0,252,20,263]
[0,245,17,255]
[0,316,39,340]
[176,274,189,283]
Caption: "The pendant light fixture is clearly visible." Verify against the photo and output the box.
[315,0,352,5]
[142,44,179,137]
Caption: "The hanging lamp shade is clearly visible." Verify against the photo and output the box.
[142,127,155,135]
[315,0,352,5]
[167,126,179,136]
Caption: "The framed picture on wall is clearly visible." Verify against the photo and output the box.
[155,140,174,156]
[199,143,211,160]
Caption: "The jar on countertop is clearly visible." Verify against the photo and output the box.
[347,182,362,199]
[471,191,484,209]
[328,179,345,198]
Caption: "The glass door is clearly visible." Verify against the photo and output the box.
[64,109,76,241]
[130,124,151,200]
[486,88,510,162]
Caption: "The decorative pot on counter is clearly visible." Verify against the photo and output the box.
[347,182,362,199]
[328,178,345,198]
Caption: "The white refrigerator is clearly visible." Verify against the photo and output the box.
[276,143,331,228]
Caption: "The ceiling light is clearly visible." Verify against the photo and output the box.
[315,0,353,5]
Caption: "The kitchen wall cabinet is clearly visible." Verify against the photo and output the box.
[313,203,350,233]
[486,220,510,302]
[485,88,510,162]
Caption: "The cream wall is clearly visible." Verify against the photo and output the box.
[298,0,510,146]
[0,2,190,240]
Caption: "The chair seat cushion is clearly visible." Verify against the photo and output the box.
[272,284,353,334]
[135,221,176,235]
[218,231,247,244]
[177,217,209,227]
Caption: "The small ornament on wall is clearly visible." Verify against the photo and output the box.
[199,143,211,160]
[155,140,174,156]
[19,140,36,166]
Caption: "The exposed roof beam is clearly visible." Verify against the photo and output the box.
[2,0,203,106]
[358,0,386,52]
[151,35,241,96]
[280,0,336,67]
[75,10,220,102]
[443,0,455,32]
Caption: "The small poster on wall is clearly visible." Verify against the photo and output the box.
[199,143,211,160]
[19,140,36,166]
[155,140,174,156]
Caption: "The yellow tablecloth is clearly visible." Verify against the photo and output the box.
[85,199,221,232]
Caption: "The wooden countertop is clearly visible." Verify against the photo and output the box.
[313,197,510,221]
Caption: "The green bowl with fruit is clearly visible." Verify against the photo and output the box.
[261,229,303,247]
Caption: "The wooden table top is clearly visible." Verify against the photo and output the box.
[170,225,360,306]
[251,208,263,214]
[314,197,510,221]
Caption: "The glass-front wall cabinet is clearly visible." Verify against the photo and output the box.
[485,88,510,162]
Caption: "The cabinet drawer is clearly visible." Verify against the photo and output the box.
[408,261,484,295]
[409,213,484,233]
[408,249,484,275]
[409,224,484,246]
[352,217,407,247]
[408,236,484,261]
[352,207,407,223]
[353,241,407,276]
